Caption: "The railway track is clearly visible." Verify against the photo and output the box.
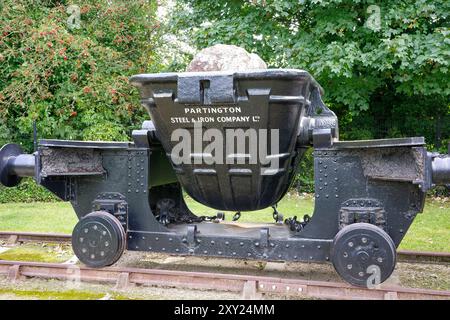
[0,259,449,300]
[1,231,449,264]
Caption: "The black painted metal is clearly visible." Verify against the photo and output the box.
[1,69,449,287]
[72,211,126,268]
[331,223,396,288]
[0,144,34,187]
[130,69,338,212]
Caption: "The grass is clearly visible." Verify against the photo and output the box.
[0,194,448,252]
[0,285,132,300]
[0,243,73,263]
[0,202,77,234]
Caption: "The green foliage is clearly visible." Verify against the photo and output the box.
[0,178,59,203]
[0,0,160,151]
[168,0,450,148]
[292,149,315,193]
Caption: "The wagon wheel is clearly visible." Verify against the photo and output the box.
[72,211,126,268]
[331,223,396,288]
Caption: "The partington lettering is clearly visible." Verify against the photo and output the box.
[184,106,242,114]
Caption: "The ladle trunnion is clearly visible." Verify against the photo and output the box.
[1,69,449,288]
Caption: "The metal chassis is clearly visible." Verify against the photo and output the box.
[37,137,428,265]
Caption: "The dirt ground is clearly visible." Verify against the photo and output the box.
[0,246,448,300]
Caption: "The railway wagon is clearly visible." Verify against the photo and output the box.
[1,69,449,287]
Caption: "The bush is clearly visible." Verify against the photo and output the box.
[292,148,315,194]
[0,178,59,203]
[0,0,161,152]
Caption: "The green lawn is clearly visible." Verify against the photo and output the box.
[0,194,448,252]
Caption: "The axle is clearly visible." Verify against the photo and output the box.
[0,144,36,187]
[430,145,450,186]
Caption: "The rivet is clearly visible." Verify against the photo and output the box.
[155,237,159,241]
[255,242,259,247]
[225,241,230,245]
[317,245,321,249]
[240,242,244,246]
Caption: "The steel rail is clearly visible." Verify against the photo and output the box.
[0,231,449,264]
[0,259,448,300]
[0,231,71,244]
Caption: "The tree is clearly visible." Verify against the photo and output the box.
[167,0,450,151]
[0,0,161,151]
